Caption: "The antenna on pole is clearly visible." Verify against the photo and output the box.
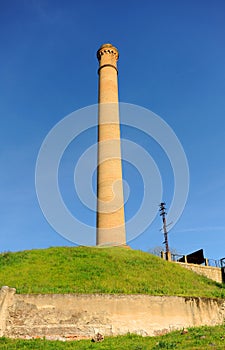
[159,202,171,260]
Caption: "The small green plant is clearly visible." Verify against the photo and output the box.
[133,346,147,350]
[152,340,177,349]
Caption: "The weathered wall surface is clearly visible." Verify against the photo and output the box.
[0,286,16,337]
[1,287,225,340]
[177,262,223,284]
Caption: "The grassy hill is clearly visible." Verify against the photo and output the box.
[1,325,225,349]
[0,246,224,298]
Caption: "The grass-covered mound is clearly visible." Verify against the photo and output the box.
[0,325,225,349]
[0,246,224,297]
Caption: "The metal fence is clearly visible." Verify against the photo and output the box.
[221,258,225,267]
[207,259,222,268]
[171,253,183,262]
[170,253,224,268]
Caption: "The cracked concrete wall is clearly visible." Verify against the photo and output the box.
[1,287,225,339]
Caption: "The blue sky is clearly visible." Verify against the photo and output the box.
[1,0,225,260]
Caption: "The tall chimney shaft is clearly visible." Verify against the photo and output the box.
[96,43,126,246]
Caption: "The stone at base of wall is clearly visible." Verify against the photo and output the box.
[1,287,225,339]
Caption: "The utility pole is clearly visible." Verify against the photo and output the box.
[159,202,170,260]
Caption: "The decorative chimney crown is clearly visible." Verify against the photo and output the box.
[97,43,119,61]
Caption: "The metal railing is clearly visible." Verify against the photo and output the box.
[171,253,183,262]
[207,259,222,268]
[220,258,225,267]
[170,253,223,268]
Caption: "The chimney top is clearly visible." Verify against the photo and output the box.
[97,43,119,61]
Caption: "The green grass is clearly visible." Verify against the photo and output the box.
[0,246,224,297]
[0,325,225,349]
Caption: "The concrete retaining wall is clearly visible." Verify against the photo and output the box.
[177,262,223,284]
[1,286,225,340]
